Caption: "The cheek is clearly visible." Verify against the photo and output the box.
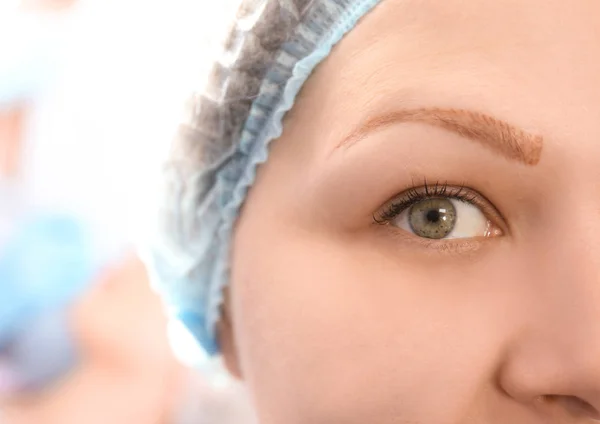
[230,215,519,423]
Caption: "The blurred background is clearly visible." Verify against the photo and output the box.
[0,0,257,422]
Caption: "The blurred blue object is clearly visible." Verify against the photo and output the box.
[0,308,78,395]
[0,214,96,346]
[0,214,98,394]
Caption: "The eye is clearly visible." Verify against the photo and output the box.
[374,183,503,240]
[395,197,491,239]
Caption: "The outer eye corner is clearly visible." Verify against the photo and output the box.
[483,221,504,238]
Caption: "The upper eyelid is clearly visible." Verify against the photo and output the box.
[378,184,475,216]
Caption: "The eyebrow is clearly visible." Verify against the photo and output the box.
[336,108,543,165]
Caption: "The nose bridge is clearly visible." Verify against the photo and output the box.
[541,197,600,365]
[543,195,600,311]
[498,199,600,413]
[556,207,600,398]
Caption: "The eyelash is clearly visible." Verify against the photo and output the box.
[373,180,480,225]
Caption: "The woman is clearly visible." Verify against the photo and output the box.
[150,0,600,422]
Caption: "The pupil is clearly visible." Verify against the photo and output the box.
[426,209,441,223]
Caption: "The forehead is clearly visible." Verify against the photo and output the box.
[335,0,600,75]
[304,0,600,116]
[298,0,600,145]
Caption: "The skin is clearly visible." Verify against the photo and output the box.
[0,105,25,179]
[20,0,77,11]
[219,0,600,423]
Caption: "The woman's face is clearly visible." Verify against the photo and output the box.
[226,0,600,423]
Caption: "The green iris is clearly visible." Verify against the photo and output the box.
[409,198,457,239]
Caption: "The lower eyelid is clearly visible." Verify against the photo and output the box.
[373,221,486,255]
[422,238,484,255]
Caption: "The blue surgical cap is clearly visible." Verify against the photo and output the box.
[148,0,384,356]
